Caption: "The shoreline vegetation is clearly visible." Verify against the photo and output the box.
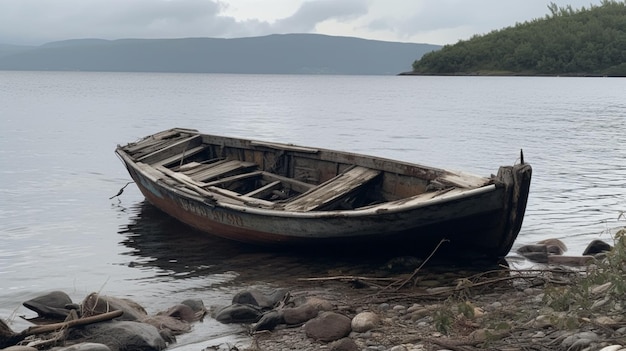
[243,228,626,351]
[409,1,626,77]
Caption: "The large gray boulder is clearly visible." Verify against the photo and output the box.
[67,321,166,351]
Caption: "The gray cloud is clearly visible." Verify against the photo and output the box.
[273,0,369,33]
[0,0,370,45]
[0,0,608,46]
[364,0,605,44]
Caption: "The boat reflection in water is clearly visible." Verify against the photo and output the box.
[118,201,509,289]
[117,201,398,285]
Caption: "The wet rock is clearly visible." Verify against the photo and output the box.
[537,238,568,255]
[67,320,166,351]
[215,303,263,324]
[1,347,38,351]
[253,298,332,331]
[180,299,207,320]
[22,291,76,320]
[583,240,612,256]
[351,311,380,333]
[80,293,148,321]
[282,302,319,325]
[252,310,283,331]
[53,342,112,351]
[157,304,197,322]
[517,244,549,263]
[141,314,191,336]
[301,296,334,312]
[304,311,352,342]
[231,288,288,309]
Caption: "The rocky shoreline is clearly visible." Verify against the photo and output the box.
[238,236,626,351]
[2,236,624,351]
[238,264,625,351]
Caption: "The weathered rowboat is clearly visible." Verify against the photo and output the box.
[115,128,531,260]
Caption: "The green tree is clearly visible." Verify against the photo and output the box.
[411,1,626,76]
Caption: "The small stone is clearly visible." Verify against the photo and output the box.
[591,282,613,295]
[561,332,599,348]
[390,345,408,351]
[598,346,624,351]
[328,337,359,351]
[567,338,592,351]
[409,308,430,321]
[351,311,380,333]
[282,303,319,325]
[533,315,553,328]
[488,301,503,310]
[594,316,619,325]
[393,305,406,312]
[304,311,352,342]
[472,307,485,318]
[53,343,112,351]
[406,304,422,313]
[591,296,611,310]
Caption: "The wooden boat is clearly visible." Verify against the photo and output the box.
[115,128,531,260]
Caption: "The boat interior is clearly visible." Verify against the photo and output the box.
[118,128,493,211]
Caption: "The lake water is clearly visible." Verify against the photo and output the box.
[1,71,625,349]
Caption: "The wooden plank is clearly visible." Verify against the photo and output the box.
[436,172,491,189]
[190,160,257,182]
[125,129,188,154]
[137,135,203,164]
[153,145,207,167]
[260,172,315,194]
[203,171,263,187]
[250,140,319,153]
[206,186,275,207]
[282,166,380,212]
[244,180,281,198]
[183,159,229,176]
[153,165,216,198]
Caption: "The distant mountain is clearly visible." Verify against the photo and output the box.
[0,34,440,75]
[0,43,35,58]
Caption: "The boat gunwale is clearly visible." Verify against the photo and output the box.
[116,149,501,219]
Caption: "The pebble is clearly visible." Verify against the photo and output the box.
[351,311,380,332]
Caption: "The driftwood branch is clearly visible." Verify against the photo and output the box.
[1,310,122,348]
[397,238,449,290]
[20,310,123,336]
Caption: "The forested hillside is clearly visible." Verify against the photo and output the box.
[411,0,626,76]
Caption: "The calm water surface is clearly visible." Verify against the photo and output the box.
[1,72,625,348]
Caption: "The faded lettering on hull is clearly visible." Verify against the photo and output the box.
[178,197,244,227]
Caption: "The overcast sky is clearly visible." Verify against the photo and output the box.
[1,0,604,46]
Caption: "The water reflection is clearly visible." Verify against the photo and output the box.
[118,201,394,284]
[117,201,508,288]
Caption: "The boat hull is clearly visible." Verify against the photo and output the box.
[120,156,531,259]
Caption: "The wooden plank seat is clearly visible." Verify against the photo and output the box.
[281,166,381,212]
[153,145,207,167]
[125,130,189,155]
[137,135,203,164]
[184,160,258,182]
